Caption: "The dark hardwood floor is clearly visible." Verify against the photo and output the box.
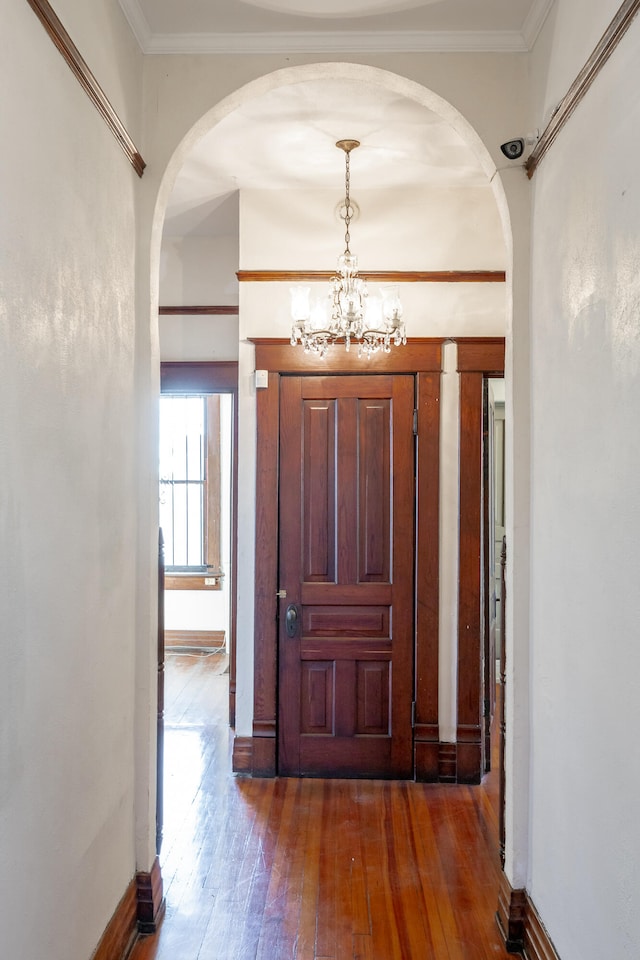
[130,652,510,960]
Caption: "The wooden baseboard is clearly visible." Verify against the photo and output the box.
[496,870,526,953]
[439,742,458,782]
[91,858,165,959]
[231,734,477,784]
[165,629,225,649]
[414,740,460,782]
[496,871,561,959]
[232,734,277,776]
[414,740,439,781]
[136,857,165,935]
[91,878,138,960]
[414,738,489,784]
[524,896,561,960]
[251,736,277,776]
[456,734,482,784]
[232,736,253,773]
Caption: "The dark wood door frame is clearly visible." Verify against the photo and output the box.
[160,361,239,726]
[157,529,165,856]
[482,379,496,774]
[233,339,443,779]
[457,339,505,783]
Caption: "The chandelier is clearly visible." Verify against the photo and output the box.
[290,139,406,359]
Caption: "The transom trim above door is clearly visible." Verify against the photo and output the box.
[251,337,443,374]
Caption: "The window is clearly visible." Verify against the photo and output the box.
[159,394,223,585]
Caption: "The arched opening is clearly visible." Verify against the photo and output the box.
[146,56,517,874]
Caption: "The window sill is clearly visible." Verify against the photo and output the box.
[165,574,223,591]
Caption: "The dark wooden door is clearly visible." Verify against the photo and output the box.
[278,374,415,778]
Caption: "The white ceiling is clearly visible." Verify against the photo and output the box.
[120,0,554,53]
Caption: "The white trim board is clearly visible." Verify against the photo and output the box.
[118,0,555,55]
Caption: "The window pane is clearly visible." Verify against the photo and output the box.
[172,481,188,567]
[159,395,206,568]
[187,482,204,566]
[185,413,204,482]
[159,483,174,563]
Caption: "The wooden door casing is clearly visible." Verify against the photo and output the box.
[482,380,497,772]
[457,340,505,783]
[278,375,415,778]
[235,339,442,781]
[233,338,505,783]
[160,362,239,727]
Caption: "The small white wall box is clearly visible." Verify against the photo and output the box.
[255,369,269,389]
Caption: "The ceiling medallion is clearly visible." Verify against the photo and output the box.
[239,0,436,19]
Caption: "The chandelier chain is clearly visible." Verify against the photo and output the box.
[343,149,352,255]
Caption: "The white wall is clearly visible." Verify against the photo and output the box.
[0,1,144,958]
[240,184,507,339]
[161,234,239,305]
[527,5,640,958]
[159,313,240,361]
[241,185,507,270]
[165,588,226,633]
[159,233,240,361]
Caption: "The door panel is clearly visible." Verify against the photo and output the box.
[358,398,390,581]
[278,374,415,778]
[303,399,336,582]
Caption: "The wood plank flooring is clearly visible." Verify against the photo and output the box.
[130,653,510,960]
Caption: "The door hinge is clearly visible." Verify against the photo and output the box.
[411,701,416,727]
[413,409,418,435]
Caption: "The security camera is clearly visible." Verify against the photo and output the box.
[499,132,540,161]
[500,139,525,160]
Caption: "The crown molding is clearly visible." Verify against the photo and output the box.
[118,1,530,54]
[521,0,556,49]
[118,0,151,50]
[143,29,528,55]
